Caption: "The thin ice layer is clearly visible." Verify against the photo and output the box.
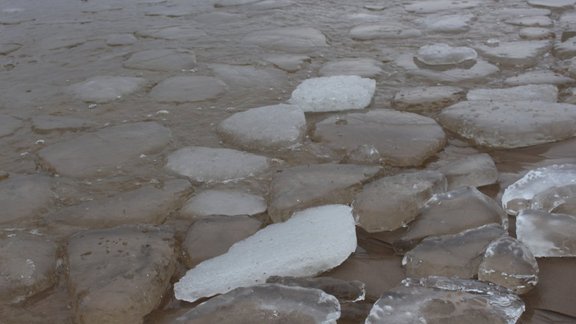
[173,284,341,324]
[516,209,576,257]
[366,277,525,324]
[402,224,507,279]
[174,205,357,303]
[501,164,576,215]
[478,236,539,294]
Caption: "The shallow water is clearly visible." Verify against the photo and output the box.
[2,0,576,322]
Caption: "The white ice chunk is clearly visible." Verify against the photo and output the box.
[289,76,376,112]
[501,164,576,215]
[174,205,357,303]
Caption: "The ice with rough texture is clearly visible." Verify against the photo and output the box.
[499,7,551,16]
[251,0,295,10]
[0,42,21,55]
[506,16,553,27]
[106,33,136,46]
[210,64,287,90]
[194,12,244,24]
[517,210,576,257]
[243,27,327,53]
[67,225,176,324]
[418,14,475,33]
[353,170,447,232]
[217,104,306,151]
[180,189,266,218]
[392,86,464,112]
[150,76,226,103]
[478,236,539,294]
[395,53,499,83]
[325,254,404,301]
[165,146,271,183]
[437,153,499,190]
[268,164,380,222]
[38,122,171,178]
[563,86,576,104]
[0,175,53,224]
[313,110,446,166]
[365,277,525,324]
[47,180,191,228]
[136,26,207,40]
[174,205,357,303]
[289,76,375,112]
[439,101,576,149]
[501,164,576,215]
[319,58,383,78]
[475,41,551,67]
[520,27,555,40]
[182,215,262,267]
[395,186,507,251]
[344,144,381,164]
[172,284,341,323]
[264,54,309,72]
[504,70,574,86]
[66,76,147,103]
[553,198,576,214]
[554,37,576,60]
[144,6,194,17]
[528,0,575,9]
[466,84,558,102]
[405,0,480,13]
[415,43,477,68]
[0,233,57,304]
[123,49,196,71]
[215,0,262,7]
[349,24,422,40]
[39,35,85,50]
[31,115,97,133]
[266,276,365,303]
[403,224,506,279]
[532,184,576,212]
[0,115,22,137]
